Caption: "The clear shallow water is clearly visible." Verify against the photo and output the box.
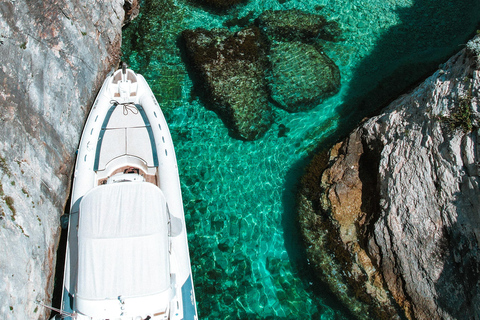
[122,0,479,318]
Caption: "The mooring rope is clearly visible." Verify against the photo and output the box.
[36,301,77,319]
[110,99,139,116]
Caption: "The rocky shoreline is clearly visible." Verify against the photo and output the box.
[1,0,479,318]
[298,35,480,319]
[0,0,137,318]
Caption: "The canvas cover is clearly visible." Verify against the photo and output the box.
[77,182,170,300]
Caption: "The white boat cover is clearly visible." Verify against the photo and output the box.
[77,182,170,300]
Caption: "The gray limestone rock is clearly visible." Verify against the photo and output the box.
[467,35,480,68]
[0,0,126,318]
[298,35,480,319]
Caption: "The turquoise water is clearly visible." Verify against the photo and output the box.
[122,0,480,318]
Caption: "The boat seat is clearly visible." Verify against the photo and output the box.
[96,127,155,171]
[111,69,138,97]
[95,103,158,172]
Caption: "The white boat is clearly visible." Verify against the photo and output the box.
[57,65,197,320]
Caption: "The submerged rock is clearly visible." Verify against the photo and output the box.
[0,0,126,318]
[298,35,480,319]
[194,0,246,11]
[182,9,342,139]
[182,27,272,140]
[267,41,341,112]
[257,9,342,43]
[258,10,342,112]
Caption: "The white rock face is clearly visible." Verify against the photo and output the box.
[299,36,480,319]
[363,38,480,319]
[0,1,126,319]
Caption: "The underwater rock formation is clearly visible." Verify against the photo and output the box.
[195,0,246,11]
[182,9,341,138]
[0,0,126,318]
[298,35,480,319]
[267,41,340,112]
[257,9,342,43]
[182,26,272,140]
[257,10,341,112]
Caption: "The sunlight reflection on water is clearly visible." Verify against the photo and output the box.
[122,0,480,317]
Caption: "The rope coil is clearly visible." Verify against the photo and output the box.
[110,100,139,116]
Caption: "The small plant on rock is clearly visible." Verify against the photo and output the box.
[440,86,475,133]
[449,95,473,132]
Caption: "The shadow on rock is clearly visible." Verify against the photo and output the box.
[435,186,480,318]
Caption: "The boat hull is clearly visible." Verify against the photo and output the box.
[59,67,197,320]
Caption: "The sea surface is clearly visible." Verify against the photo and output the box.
[122,0,480,318]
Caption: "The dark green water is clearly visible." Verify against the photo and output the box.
[122,0,480,318]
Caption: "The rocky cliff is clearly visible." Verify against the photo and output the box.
[298,35,480,319]
[0,1,132,318]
